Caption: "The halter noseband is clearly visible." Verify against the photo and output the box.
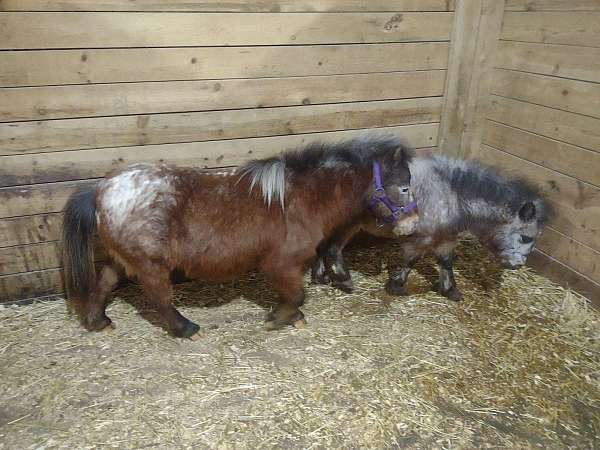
[369,161,418,224]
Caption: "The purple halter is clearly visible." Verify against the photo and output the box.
[369,161,418,224]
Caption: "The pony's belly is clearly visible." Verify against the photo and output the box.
[180,252,259,282]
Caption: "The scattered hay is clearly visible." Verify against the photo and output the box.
[0,238,598,449]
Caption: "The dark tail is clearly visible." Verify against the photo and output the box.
[62,186,98,300]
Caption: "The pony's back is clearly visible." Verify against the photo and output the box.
[408,155,546,234]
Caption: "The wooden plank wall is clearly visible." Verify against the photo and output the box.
[477,0,600,302]
[0,1,455,302]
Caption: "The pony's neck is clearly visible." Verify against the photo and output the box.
[461,198,508,235]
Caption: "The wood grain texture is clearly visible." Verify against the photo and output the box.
[0,43,449,88]
[482,121,600,187]
[0,123,438,186]
[537,227,600,284]
[491,69,600,119]
[0,214,62,248]
[478,145,600,253]
[502,12,600,47]
[0,179,97,220]
[505,0,600,12]
[439,0,484,154]
[0,267,63,302]
[0,12,452,50]
[0,240,107,275]
[439,0,505,156]
[0,98,443,156]
[495,41,600,83]
[0,0,455,12]
[487,96,600,153]
[0,241,61,275]
[0,71,446,122]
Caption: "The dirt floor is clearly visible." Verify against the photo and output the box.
[1,238,599,449]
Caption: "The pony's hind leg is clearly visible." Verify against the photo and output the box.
[433,242,462,302]
[77,265,119,331]
[265,268,306,330]
[138,268,201,339]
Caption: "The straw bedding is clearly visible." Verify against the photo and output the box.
[0,237,598,449]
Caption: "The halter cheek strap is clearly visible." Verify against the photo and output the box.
[369,161,418,224]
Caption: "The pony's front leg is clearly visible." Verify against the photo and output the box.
[139,268,201,339]
[386,244,421,296]
[311,223,360,290]
[265,268,306,330]
[325,244,354,293]
[310,253,330,285]
[433,243,462,302]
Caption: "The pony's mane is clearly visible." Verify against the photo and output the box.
[430,155,549,224]
[239,135,409,209]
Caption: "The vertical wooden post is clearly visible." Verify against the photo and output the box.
[439,0,505,157]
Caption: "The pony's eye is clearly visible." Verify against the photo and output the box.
[521,235,534,244]
[400,186,410,194]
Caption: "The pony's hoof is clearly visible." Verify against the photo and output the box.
[172,320,201,339]
[265,309,305,331]
[293,318,307,329]
[385,280,408,296]
[84,316,114,332]
[333,279,354,294]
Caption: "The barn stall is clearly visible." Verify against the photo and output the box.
[0,0,599,448]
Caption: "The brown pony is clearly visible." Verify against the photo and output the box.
[62,136,417,339]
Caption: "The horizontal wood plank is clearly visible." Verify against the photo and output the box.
[0,179,97,221]
[0,42,449,88]
[502,12,600,47]
[0,126,438,217]
[0,71,446,122]
[505,0,600,11]
[0,268,63,301]
[0,97,442,156]
[0,240,107,275]
[0,213,62,248]
[477,145,600,253]
[0,123,438,186]
[495,41,600,83]
[491,69,600,119]
[0,12,452,50]
[0,241,60,275]
[0,0,455,12]
[486,96,600,152]
[537,227,600,284]
[482,121,600,187]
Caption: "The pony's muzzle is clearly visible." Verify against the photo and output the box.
[500,261,523,270]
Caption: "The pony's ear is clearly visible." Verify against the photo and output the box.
[519,201,536,222]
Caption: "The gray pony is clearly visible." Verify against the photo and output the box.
[312,154,549,301]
